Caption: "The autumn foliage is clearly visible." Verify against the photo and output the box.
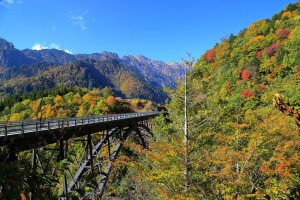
[264,42,280,57]
[241,89,255,98]
[3,2,300,199]
[203,49,216,62]
[110,2,300,199]
[256,51,263,60]
[241,69,250,80]
[0,88,157,122]
[278,28,291,39]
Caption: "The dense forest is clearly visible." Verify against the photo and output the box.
[1,1,300,199]
[104,2,300,199]
[0,86,157,122]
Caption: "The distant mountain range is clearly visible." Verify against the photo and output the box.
[0,38,186,103]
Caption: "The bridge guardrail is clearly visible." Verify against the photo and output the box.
[0,111,166,137]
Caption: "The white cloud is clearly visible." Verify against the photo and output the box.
[32,42,72,54]
[64,49,72,54]
[69,10,88,31]
[50,43,60,49]
[0,0,15,7]
[72,16,88,30]
[32,43,48,50]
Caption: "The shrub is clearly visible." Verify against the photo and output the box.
[265,42,280,57]
[241,70,250,81]
[278,29,291,39]
[203,49,216,62]
[256,51,263,60]
[241,89,255,99]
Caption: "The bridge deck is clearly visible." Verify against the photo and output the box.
[0,112,164,152]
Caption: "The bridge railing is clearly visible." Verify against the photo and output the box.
[0,111,165,137]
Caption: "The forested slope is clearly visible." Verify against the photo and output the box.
[1,2,300,199]
[0,59,167,103]
[0,38,185,103]
[0,86,156,122]
[105,2,300,199]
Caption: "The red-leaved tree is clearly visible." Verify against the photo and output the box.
[241,89,255,98]
[265,42,280,57]
[241,69,250,81]
[256,51,263,60]
[204,49,216,62]
[278,29,291,39]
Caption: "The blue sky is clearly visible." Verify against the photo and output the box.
[0,0,298,62]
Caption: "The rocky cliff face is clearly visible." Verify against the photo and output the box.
[0,38,35,67]
[122,55,185,89]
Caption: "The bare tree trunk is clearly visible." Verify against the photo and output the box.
[184,62,189,193]
[182,53,194,193]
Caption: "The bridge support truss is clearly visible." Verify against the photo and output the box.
[0,115,156,199]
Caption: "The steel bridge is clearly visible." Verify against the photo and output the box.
[0,111,166,199]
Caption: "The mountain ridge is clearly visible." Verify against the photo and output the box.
[0,38,184,102]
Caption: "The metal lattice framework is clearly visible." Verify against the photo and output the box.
[0,112,166,199]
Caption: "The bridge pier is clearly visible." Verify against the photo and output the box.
[87,133,94,173]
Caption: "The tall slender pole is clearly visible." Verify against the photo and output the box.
[184,62,189,193]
